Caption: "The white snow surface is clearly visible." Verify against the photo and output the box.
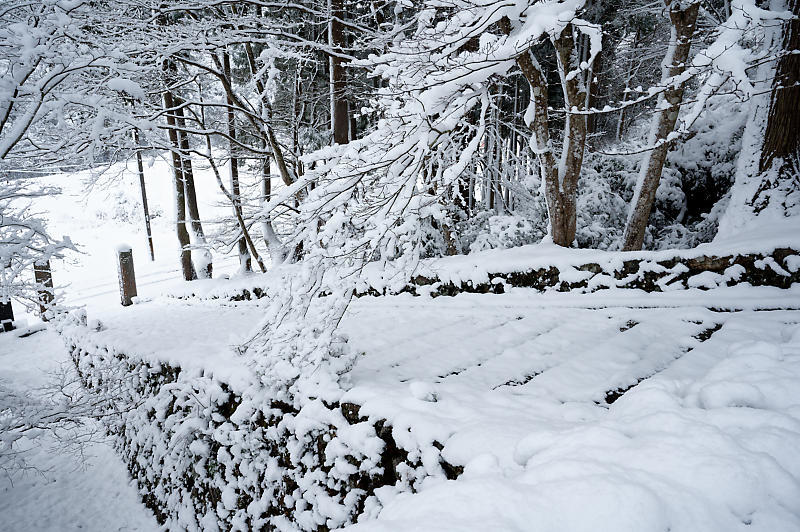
[54,288,800,532]
[1,155,239,531]
[366,227,800,293]
[3,156,800,531]
[0,328,161,531]
[343,306,800,532]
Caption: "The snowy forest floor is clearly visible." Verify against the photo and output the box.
[6,289,800,531]
[2,160,800,530]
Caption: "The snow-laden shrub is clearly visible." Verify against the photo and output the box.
[750,152,800,219]
[418,214,452,258]
[576,154,635,249]
[458,150,635,252]
[670,95,747,215]
[92,188,163,225]
[652,93,749,248]
[468,213,543,253]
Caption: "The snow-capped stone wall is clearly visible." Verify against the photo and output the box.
[397,246,800,297]
[161,245,800,303]
[56,316,435,531]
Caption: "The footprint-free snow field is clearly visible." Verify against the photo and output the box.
[30,284,800,532]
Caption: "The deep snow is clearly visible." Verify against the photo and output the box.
[1,155,240,531]
[2,156,800,531]
[54,289,800,532]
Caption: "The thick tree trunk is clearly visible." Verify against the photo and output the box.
[174,99,213,278]
[759,0,800,172]
[500,18,591,247]
[162,89,195,281]
[223,51,251,272]
[622,0,700,251]
[552,26,589,246]
[329,0,349,145]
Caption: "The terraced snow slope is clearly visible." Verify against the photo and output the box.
[41,286,800,531]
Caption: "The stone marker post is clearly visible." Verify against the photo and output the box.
[0,301,14,332]
[117,246,138,307]
[33,260,54,321]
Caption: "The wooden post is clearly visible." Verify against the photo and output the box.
[0,301,14,332]
[33,260,54,321]
[117,246,138,306]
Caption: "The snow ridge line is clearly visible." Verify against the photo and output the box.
[602,322,725,404]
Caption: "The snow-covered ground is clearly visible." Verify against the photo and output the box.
[3,157,800,531]
[0,327,161,531]
[344,306,800,532]
[2,156,239,531]
[50,290,800,532]
[12,154,249,322]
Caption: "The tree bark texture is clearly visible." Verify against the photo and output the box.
[173,97,213,279]
[759,0,800,172]
[162,88,196,281]
[501,18,590,247]
[133,128,155,261]
[552,25,589,246]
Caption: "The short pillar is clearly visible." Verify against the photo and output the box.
[0,301,14,332]
[117,245,137,306]
[33,260,54,321]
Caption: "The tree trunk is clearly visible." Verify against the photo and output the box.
[157,13,195,281]
[133,128,155,261]
[223,51,251,272]
[260,153,285,264]
[243,41,296,188]
[329,0,349,145]
[162,89,196,281]
[500,18,591,247]
[241,41,286,264]
[616,29,640,142]
[622,0,700,251]
[174,97,213,278]
[485,117,496,211]
[552,25,589,246]
[759,0,800,172]
[517,49,561,243]
[583,34,602,143]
